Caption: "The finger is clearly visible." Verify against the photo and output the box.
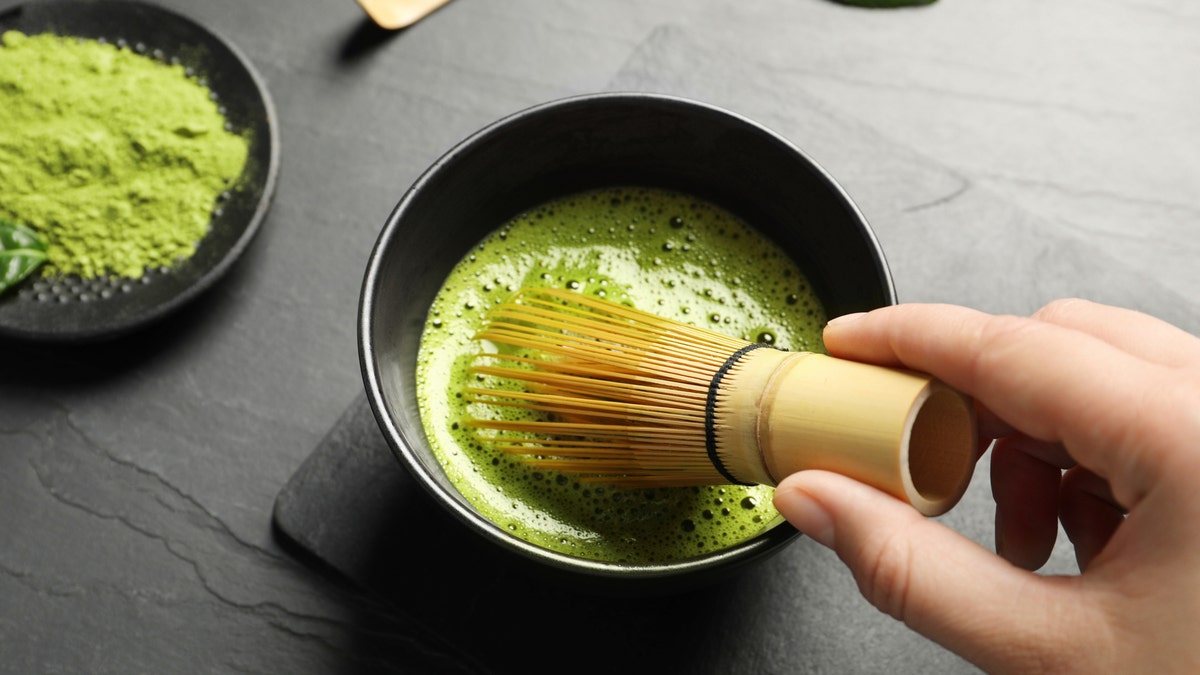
[1033,298,1200,370]
[823,304,1166,509]
[775,470,1099,673]
[991,435,1065,570]
[994,432,1075,470]
[1059,467,1126,572]
[977,404,1017,442]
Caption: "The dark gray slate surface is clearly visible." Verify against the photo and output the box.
[3,0,1197,672]
[273,394,816,674]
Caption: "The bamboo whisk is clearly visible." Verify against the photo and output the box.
[465,288,977,516]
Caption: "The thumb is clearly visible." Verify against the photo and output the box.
[774,470,1096,672]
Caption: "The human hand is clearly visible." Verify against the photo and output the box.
[773,299,1200,673]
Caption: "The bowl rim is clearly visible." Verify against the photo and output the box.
[359,91,896,580]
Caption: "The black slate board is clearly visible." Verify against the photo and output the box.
[273,394,776,674]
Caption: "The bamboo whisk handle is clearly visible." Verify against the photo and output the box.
[717,351,977,517]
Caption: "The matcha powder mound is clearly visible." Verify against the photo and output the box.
[0,30,250,279]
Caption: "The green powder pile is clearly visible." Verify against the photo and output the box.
[0,30,249,279]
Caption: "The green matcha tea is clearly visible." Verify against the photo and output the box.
[416,187,827,563]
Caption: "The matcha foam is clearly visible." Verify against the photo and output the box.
[416,187,827,563]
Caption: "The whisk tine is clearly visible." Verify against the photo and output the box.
[477,313,732,367]
[487,289,745,353]
[468,418,702,440]
[475,327,720,383]
[463,387,707,425]
[469,364,711,404]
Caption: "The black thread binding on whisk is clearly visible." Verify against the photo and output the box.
[705,343,767,486]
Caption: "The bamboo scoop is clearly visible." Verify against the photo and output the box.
[465,288,978,517]
[355,0,452,30]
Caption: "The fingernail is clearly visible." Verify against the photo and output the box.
[826,312,866,327]
[774,488,835,549]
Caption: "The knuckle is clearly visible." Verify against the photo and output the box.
[852,529,916,622]
[1031,297,1090,323]
[963,314,1039,383]
[1143,373,1200,476]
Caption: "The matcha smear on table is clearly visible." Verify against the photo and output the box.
[417,186,828,564]
[0,30,249,279]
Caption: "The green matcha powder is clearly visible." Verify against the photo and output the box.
[0,30,249,280]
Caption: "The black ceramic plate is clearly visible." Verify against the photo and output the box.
[0,0,279,341]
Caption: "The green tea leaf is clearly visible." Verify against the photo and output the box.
[0,218,48,295]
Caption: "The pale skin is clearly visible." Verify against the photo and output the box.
[773,299,1200,673]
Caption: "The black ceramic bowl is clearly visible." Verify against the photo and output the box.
[359,93,896,591]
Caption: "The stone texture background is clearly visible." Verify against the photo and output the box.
[2,1,1197,672]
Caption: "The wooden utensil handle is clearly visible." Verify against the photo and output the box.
[721,351,977,516]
